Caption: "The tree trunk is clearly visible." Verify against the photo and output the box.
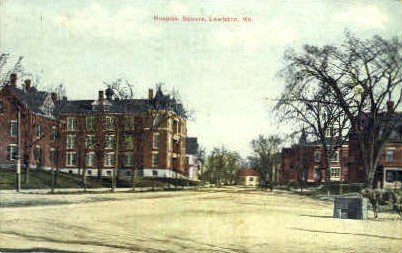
[82,167,87,191]
[322,145,331,196]
[25,165,30,184]
[51,168,55,194]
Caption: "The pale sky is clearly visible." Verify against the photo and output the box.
[1,0,401,157]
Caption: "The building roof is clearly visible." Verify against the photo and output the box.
[5,86,52,116]
[186,137,199,155]
[236,168,259,177]
[56,99,149,114]
[57,86,187,117]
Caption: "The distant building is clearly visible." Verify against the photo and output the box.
[281,109,402,188]
[185,137,200,181]
[236,168,260,187]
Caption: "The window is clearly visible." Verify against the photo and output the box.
[67,117,77,131]
[51,126,58,141]
[107,171,112,176]
[87,170,92,176]
[386,149,395,163]
[66,135,76,149]
[35,124,43,139]
[86,116,94,131]
[124,135,134,149]
[85,116,95,131]
[385,170,402,183]
[105,135,115,149]
[249,177,254,182]
[152,170,158,176]
[66,152,77,166]
[7,144,18,160]
[105,116,115,130]
[330,167,341,180]
[86,135,95,149]
[104,152,115,167]
[153,132,161,149]
[85,152,95,167]
[0,100,3,113]
[325,128,332,138]
[152,153,159,167]
[124,153,133,167]
[314,150,321,162]
[34,146,42,163]
[124,116,135,130]
[330,150,339,162]
[10,120,18,137]
[153,114,162,127]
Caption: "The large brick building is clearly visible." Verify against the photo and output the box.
[0,74,188,179]
[0,75,62,171]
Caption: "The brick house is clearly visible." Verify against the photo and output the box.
[0,74,188,179]
[348,111,402,188]
[281,111,401,188]
[0,74,62,171]
[281,143,349,184]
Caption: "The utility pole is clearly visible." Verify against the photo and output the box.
[16,107,21,192]
[111,125,118,192]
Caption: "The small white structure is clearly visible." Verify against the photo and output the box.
[185,137,200,181]
[186,154,200,181]
[236,168,260,187]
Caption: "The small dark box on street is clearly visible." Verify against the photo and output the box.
[333,197,368,220]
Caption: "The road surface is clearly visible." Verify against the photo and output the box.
[0,187,400,252]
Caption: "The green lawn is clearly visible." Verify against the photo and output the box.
[0,169,197,190]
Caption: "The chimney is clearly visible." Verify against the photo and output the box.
[99,90,104,103]
[10,73,17,87]
[24,79,31,91]
[148,89,154,100]
[387,100,395,114]
[51,92,57,103]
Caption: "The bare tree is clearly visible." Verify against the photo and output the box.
[0,53,24,86]
[275,84,349,192]
[279,33,402,189]
[102,80,190,190]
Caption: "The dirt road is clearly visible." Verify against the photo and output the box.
[0,188,401,252]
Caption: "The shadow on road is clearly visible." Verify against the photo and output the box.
[0,247,80,252]
[288,227,402,241]
[299,214,333,219]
